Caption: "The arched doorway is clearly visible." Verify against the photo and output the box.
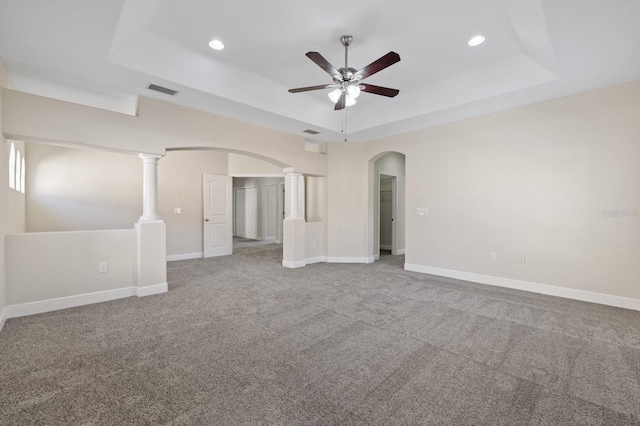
[164,148,290,262]
[368,152,406,261]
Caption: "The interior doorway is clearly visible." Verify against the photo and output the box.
[231,176,285,246]
[234,186,258,239]
[370,152,405,262]
[379,174,396,254]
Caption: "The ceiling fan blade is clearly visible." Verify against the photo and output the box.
[306,52,342,80]
[288,84,337,93]
[354,52,401,80]
[360,84,399,98]
[334,93,346,110]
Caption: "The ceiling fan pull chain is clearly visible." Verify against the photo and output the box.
[343,108,348,142]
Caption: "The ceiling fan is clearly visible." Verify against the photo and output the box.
[288,35,400,111]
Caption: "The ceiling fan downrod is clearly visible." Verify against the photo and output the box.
[341,35,352,69]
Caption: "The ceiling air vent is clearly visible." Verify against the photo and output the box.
[303,129,320,135]
[147,84,179,96]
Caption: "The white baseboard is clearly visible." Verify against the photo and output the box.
[264,237,276,242]
[3,283,170,322]
[0,307,6,332]
[327,257,375,264]
[282,260,306,268]
[397,249,406,255]
[305,256,327,265]
[137,283,168,297]
[374,254,380,261]
[380,244,392,250]
[404,263,640,312]
[167,252,203,261]
[5,287,137,319]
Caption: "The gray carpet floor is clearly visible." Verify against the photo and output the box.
[1,244,640,425]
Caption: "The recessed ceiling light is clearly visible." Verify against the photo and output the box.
[208,39,224,50]
[468,35,485,47]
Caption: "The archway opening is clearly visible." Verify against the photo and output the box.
[368,152,406,263]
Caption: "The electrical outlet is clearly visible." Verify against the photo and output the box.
[489,252,496,261]
[99,262,108,273]
[174,207,182,214]
[521,255,528,264]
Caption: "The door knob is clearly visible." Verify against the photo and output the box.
[205,218,209,222]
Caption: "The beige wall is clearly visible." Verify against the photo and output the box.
[160,150,228,256]
[25,144,229,257]
[228,153,284,176]
[326,142,370,262]
[26,143,142,231]
[6,230,135,305]
[3,90,327,176]
[343,80,639,302]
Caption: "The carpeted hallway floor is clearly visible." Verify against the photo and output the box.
[1,244,640,425]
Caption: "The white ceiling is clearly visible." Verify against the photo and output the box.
[1,0,640,143]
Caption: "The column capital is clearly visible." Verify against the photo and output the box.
[138,153,163,163]
[283,167,301,176]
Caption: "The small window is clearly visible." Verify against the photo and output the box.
[15,151,21,192]
[21,156,26,193]
[9,142,15,189]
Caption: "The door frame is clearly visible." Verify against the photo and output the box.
[378,173,397,256]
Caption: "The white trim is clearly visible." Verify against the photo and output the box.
[5,287,137,319]
[264,236,276,242]
[380,244,392,250]
[397,249,406,255]
[328,257,375,264]
[404,264,640,312]
[137,283,168,297]
[0,307,7,332]
[167,252,203,261]
[230,174,284,178]
[282,260,306,268]
[305,256,327,265]
[374,254,380,261]
[2,284,169,322]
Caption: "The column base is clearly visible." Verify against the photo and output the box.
[137,217,164,224]
[282,218,305,268]
[135,222,167,292]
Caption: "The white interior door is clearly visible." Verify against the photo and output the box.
[245,187,258,240]
[203,174,232,257]
[263,184,277,241]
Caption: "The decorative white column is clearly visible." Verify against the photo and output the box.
[285,170,305,219]
[283,168,306,268]
[135,153,167,297]
[138,153,163,223]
